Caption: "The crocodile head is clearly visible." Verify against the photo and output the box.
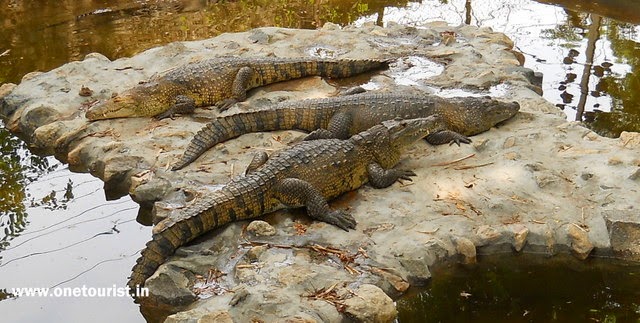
[85,93,142,121]
[356,116,444,169]
[383,115,446,148]
[446,97,520,135]
[85,82,176,121]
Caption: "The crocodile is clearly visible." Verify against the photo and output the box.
[84,57,389,120]
[171,93,520,170]
[127,116,469,292]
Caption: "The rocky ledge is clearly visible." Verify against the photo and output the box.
[1,22,639,322]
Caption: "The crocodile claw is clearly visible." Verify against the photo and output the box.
[323,210,357,231]
[394,169,417,183]
[217,99,238,112]
[449,135,472,146]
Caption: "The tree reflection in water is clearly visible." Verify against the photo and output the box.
[0,124,57,250]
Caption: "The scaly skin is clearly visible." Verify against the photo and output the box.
[85,57,388,120]
[171,93,520,170]
[127,116,469,293]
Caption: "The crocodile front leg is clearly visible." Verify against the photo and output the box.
[217,66,254,111]
[367,163,416,188]
[273,178,356,231]
[245,151,269,175]
[425,130,472,146]
[154,95,196,120]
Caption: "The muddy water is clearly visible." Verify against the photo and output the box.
[1,0,640,322]
[397,254,640,322]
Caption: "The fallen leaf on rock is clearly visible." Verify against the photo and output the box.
[293,222,307,235]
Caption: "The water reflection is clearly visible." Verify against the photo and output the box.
[354,0,640,137]
[536,4,640,137]
[0,124,56,250]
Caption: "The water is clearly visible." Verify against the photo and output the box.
[1,0,640,322]
[397,254,640,323]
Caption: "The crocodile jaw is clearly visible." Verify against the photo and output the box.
[491,101,520,124]
[385,115,443,147]
[85,96,143,120]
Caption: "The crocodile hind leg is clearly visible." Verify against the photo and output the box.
[367,163,417,188]
[304,111,353,140]
[216,66,254,112]
[273,178,356,231]
[154,95,196,120]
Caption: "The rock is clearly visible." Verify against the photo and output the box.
[534,173,558,188]
[131,178,172,204]
[21,71,44,82]
[567,224,593,260]
[283,314,319,323]
[144,270,197,307]
[246,220,276,236]
[503,136,516,148]
[472,138,489,151]
[476,225,502,245]
[583,131,600,141]
[398,258,432,285]
[604,210,640,260]
[248,29,269,44]
[619,131,640,148]
[511,225,529,252]
[580,172,594,181]
[503,151,520,160]
[454,237,477,264]
[166,310,234,323]
[0,83,16,99]
[228,285,249,306]
[608,157,623,166]
[198,311,234,323]
[370,267,410,295]
[20,105,60,134]
[343,284,397,323]
[245,245,268,262]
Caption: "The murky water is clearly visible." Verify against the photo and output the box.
[1,0,640,322]
[397,254,640,322]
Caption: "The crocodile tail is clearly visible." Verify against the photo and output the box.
[171,105,337,170]
[256,58,390,85]
[127,227,182,293]
[128,180,276,293]
[315,59,391,78]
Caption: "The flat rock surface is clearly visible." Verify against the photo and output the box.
[2,22,639,322]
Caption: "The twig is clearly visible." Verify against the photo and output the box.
[417,228,439,234]
[454,162,494,170]
[432,153,475,166]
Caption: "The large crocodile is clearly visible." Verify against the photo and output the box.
[171,93,520,170]
[85,57,388,120]
[127,116,469,293]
